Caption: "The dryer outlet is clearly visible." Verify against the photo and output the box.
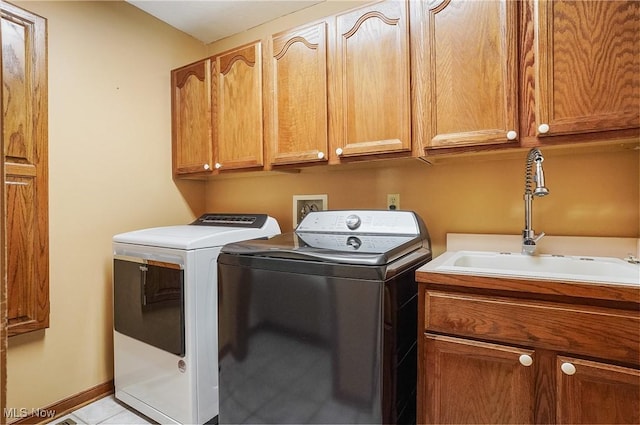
[293,195,328,228]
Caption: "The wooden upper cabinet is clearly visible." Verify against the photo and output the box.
[413,0,518,151]
[212,41,264,171]
[171,59,213,176]
[331,0,411,160]
[534,0,640,137]
[1,2,49,336]
[265,22,329,167]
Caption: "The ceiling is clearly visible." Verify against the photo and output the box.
[127,0,326,44]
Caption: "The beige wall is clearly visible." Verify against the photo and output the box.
[7,1,206,411]
[205,147,640,256]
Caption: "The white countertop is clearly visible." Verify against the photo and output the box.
[445,233,639,259]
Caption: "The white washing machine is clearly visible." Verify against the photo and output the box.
[112,213,281,424]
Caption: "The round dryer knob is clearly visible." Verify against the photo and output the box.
[345,214,361,230]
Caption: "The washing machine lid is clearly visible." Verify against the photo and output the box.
[113,213,281,250]
[220,210,431,266]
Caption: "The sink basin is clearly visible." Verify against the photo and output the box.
[433,251,640,285]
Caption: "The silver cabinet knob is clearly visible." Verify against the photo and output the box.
[518,354,533,367]
[538,123,550,134]
[214,163,222,169]
[506,130,518,140]
[317,151,325,159]
[335,148,343,156]
[203,164,210,170]
[561,362,576,375]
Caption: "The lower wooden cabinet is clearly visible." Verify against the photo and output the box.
[423,334,534,424]
[416,275,640,424]
[557,356,640,424]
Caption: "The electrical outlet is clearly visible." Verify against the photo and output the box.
[293,194,328,228]
[387,193,400,210]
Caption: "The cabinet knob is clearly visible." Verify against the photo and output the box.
[538,123,550,134]
[317,151,325,159]
[203,163,210,170]
[561,362,576,375]
[518,354,533,367]
[506,130,518,141]
[335,148,343,156]
[214,163,222,169]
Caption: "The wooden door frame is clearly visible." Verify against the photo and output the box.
[1,13,6,420]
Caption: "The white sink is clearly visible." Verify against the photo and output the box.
[432,250,640,286]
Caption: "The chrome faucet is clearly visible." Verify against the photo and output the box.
[522,148,549,255]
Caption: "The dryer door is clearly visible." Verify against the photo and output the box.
[114,256,185,356]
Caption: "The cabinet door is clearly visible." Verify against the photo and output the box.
[557,356,640,424]
[422,334,534,424]
[2,3,49,336]
[171,59,213,175]
[413,0,518,150]
[535,0,640,137]
[265,22,329,167]
[331,0,411,159]
[213,41,264,171]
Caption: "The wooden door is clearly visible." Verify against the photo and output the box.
[1,3,48,336]
[213,41,264,171]
[171,59,213,176]
[265,21,329,167]
[422,334,535,424]
[413,0,518,150]
[534,0,640,137]
[331,0,411,160]
[557,356,640,424]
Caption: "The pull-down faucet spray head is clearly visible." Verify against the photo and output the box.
[533,155,549,197]
[523,148,549,255]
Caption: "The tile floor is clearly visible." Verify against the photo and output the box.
[47,395,154,425]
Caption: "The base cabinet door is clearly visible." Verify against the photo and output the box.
[557,356,640,424]
[422,334,535,424]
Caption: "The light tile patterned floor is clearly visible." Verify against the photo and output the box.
[47,395,154,425]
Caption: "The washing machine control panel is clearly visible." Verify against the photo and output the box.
[296,210,420,235]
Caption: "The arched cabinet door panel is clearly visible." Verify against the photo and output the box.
[212,41,264,171]
[171,59,213,176]
[330,0,411,160]
[265,21,329,167]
